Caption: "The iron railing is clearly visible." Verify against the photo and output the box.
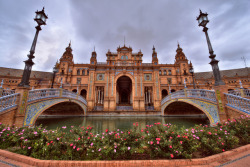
[0,93,20,113]
[224,93,250,114]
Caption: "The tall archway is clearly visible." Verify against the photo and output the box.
[116,76,132,105]
[162,89,168,99]
[80,89,87,99]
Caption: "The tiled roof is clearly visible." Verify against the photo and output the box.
[0,67,53,79]
[195,67,250,79]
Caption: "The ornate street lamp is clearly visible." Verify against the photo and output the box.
[189,66,195,89]
[51,66,58,88]
[197,10,225,86]
[18,7,48,87]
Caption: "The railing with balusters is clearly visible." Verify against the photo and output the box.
[1,89,16,97]
[224,93,250,114]
[0,93,20,113]
[28,88,87,106]
[161,89,216,105]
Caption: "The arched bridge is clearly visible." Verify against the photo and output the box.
[161,89,250,126]
[0,88,87,126]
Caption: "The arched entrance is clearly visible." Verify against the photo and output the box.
[116,76,132,105]
[162,89,168,99]
[72,89,77,93]
[80,89,87,99]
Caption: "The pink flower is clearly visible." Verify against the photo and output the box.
[222,149,225,152]
[28,147,31,149]
[208,132,212,135]
[221,143,224,145]
[114,149,116,153]
[77,148,80,151]
[128,147,131,150]
[150,141,153,145]
[90,143,93,146]
[169,145,172,148]
[180,141,183,144]
[156,138,161,141]
[78,137,81,140]
[157,141,160,144]
[33,132,37,135]
[98,148,102,152]
[106,129,108,133]
[73,146,76,149]
[62,126,67,129]
[70,143,73,146]
[170,154,174,158]
[177,135,180,138]
[57,138,60,141]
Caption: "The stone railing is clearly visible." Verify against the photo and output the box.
[228,89,250,97]
[28,89,87,106]
[1,89,16,97]
[161,89,216,105]
[224,93,250,114]
[0,93,20,113]
[28,89,60,102]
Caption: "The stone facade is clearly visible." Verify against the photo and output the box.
[0,43,249,112]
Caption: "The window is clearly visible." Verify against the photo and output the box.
[176,69,179,74]
[87,69,89,75]
[168,70,172,75]
[91,61,94,64]
[77,78,81,84]
[167,78,172,84]
[77,69,80,75]
[164,70,166,75]
[159,70,162,75]
[82,69,85,75]
[61,70,64,75]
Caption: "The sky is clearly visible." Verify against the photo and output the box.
[0,0,249,73]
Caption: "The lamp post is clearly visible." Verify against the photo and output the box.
[197,10,224,86]
[18,7,48,87]
[51,66,58,88]
[189,66,195,89]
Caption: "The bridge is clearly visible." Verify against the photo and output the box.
[161,89,250,126]
[0,87,249,127]
[0,88,87,127]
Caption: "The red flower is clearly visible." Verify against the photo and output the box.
[150,141,153,145]
[78,137,81,140]
[180,141,183,144]
[50,141,53,143]
[169,145,172,148]
[222,149,225,152]
[156,138,161,141]
[106,129,108,133]
[170,154,174,158]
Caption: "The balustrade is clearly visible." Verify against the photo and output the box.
[28,89,60,102]
[161,89,216,105]
[0,93,20,112]
[224,93,250,114]
[1,89,16,97]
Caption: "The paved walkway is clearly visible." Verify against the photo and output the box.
[0,150,249,167]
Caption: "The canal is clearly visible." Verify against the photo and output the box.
[35,116,209,133]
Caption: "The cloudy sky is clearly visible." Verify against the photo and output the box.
[0,0,249,73]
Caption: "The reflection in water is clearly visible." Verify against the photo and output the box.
[35,116,209,134]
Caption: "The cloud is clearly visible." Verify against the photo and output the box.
[0,0,249,72]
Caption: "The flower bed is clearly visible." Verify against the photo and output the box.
[0,116,249,160]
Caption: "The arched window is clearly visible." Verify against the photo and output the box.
[77,69,80,75]
[82,69,85,75]
[87,69,89,75]
[159,70,162,75]
[164,70,166,75]
[168,70,172,75]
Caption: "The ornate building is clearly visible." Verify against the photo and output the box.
[0,43,249,112]
[55,43,194,111]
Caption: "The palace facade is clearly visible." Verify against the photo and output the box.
[0,43,249,112]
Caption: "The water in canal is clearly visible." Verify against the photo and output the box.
[35,116,209,133]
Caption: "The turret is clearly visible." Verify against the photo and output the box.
[152,45,158,65]
[90,47,97,65]
[175,43,188,64]
[59,42,74,64]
